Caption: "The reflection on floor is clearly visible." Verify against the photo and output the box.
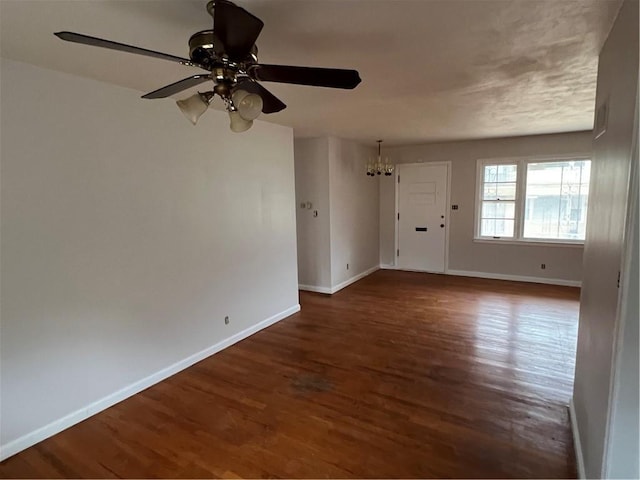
[0,270,579,478]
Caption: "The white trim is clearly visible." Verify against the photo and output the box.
[394,166,399,262]
[0,304,301,462]
[446,269,581,287]
[472,238,584,248]
[379,265,581,287]
[569,400,586,479]
[476,152,592,164]
[298,284,332,294]
[299,265,379,295]
[474,158,483,239]
[329,265,379,293]
[602,90,639,478]
[444,162,452,273]
[398,268,446,274]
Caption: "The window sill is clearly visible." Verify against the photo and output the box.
[473,238,584,248]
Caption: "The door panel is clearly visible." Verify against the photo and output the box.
[397,163,448,272]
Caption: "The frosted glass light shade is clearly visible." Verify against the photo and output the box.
[176,93,210,125]
[232,90,263,121]
[229,111,253,132]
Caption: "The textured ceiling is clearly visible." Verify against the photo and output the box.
[0,0,621,145]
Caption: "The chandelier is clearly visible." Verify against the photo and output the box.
[366,140,394,176]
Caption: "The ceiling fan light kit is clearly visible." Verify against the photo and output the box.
[231,90,263,121]
[54,0,361,133]
[228,111,253,132]
[176,91,215,125]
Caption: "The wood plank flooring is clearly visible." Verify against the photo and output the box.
[0,271,580,478]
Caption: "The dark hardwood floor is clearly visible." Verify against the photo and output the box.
[0,270,580,478]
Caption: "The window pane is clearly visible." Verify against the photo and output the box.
[496,183,516,200]
[484,164,517,183]
[524,160,591,240]
[497,164,517,182]
[481,219,514,237]
[483,182,516,200]
[481,219,496,236]
[483,183,497,200]
[482,202,496,218]
[482,201,515,219]
[495,219,515,237]
[484,165,498,182]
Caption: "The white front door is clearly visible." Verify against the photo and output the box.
[396,163,449,272]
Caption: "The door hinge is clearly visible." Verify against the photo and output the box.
[397,175,400,184]
[397,249,399,256]
[617,270,621,288]
[397,212,400,220]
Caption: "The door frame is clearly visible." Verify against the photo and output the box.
[394,161,452,273]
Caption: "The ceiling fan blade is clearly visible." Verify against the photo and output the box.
[213,0,264,61]
[54,32,198,67]
[142,75,211,99]
[248,64,361,89]
[235,80,286,114]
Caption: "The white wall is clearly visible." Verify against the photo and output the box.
[572,0,638,477]
[605,126,638,478]
[294,136,378,292]
[328,137,379,288]
[380,132,591,283]
[294,138,332,289]
[0,58,299,456]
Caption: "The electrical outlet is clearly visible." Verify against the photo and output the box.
[224,316,230,325]
[541,264,546,270]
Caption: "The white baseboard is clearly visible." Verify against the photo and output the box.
[298,284,332,294]
[379,263,396,270]
[446,269,582,287]
[329,265,379,294]
[569,399,586,479]
[299,265,379,295]
[0,304,301,462]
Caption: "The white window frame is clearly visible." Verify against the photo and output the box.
[474,154,591,246]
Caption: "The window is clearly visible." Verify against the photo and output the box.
[476,157,591,243]
[479,164,517,238]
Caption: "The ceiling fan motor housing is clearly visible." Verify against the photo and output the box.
[188,30,258,69]
[188,30,217,67]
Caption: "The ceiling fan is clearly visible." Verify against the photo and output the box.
[55,0,361,132]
